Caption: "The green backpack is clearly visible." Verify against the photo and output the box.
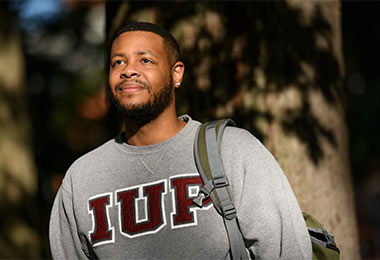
[192,119,340,260]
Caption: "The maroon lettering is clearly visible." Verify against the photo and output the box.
[88,193,114,246]
[87,175,215,245]
[170,174,211,228]
[116,180,167,238]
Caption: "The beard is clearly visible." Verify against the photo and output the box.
[107,77,173,127]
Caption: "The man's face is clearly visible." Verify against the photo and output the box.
[108,31,173,124]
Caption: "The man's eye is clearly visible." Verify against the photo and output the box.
[142,58,153,64]
[112,60,124,67]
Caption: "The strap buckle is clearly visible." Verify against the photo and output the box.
[192,175,228,208]
[324,229,340,253]
[213,175,229,188]
[193,185,211,207]
[221,201,236,220]
[193,193,206,207]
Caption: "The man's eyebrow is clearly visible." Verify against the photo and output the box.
[110,53,125,59]
[136,50,159,59]
[110,50,160,60]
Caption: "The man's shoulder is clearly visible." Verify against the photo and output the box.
[66,137,119,176]
[223,125,261,148]
[221,125,275,164]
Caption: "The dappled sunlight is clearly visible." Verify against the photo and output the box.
[0,0,378,258]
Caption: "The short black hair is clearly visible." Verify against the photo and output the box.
[112,22,181,68]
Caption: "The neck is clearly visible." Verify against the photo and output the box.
[122,108,186,146]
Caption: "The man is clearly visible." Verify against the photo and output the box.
[49,22,312,259]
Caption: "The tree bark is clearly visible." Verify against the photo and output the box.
[249,1,359,258]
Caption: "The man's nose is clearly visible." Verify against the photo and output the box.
[121,62,140,78]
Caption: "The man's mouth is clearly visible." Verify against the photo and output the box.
[116,80,150,93]
[119,84,144,93]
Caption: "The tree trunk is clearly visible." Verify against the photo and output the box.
[0,3,40,258]
[247,1,359,258]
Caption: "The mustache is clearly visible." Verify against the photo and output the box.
[116,79,151,92]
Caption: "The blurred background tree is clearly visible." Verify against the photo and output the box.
[343,2,380,257]
[1,0,108,257]
[0,0,379,258]
[0,1,39,258]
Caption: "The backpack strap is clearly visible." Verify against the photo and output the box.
[193,119,249,260]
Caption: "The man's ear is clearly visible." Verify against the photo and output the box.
[172,61,185,88]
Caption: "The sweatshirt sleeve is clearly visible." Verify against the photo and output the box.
[49,179,89,260]
[222,128,312,260]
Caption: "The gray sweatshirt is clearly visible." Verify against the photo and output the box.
[49,115,312,259]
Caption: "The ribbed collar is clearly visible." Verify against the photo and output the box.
[112,115,200,155]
